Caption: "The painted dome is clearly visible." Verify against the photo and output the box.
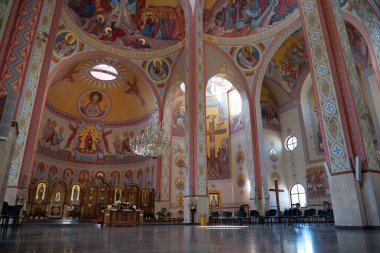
[46,57,155,124]
[63,0,185,57]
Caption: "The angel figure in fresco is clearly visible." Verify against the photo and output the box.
[57,64,80,83]
[124,76,146,106]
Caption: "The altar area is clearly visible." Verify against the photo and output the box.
[104,209,142,227]
[26,175,155,221]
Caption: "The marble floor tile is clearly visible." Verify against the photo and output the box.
[1,224,380,253]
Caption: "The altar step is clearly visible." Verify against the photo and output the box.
[24,218,95,226]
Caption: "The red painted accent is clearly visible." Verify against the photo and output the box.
[20,0,64,187]
[0,0,43,100]
[321,0,367,168]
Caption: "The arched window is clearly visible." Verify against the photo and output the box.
[290,184,307,207]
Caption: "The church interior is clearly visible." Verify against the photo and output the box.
[1,0,380,252]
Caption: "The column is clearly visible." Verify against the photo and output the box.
[3,0,63,204]
[183,0,209,224]
[298,0,380,227]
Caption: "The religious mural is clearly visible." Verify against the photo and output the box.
[345,22,368,68]
[124,170,133,186]
[110,170,120,187]
[64,121,112,164]
[204,0,298,37]
[235,44,260,71]
[147,58,170,83]
[33,162,46,182]
[260,85,281,132]
[78,89,111,120]
[306,166,329,198]
[63,168,74,185]
[301,80,325,162]
[308,88,324,155]
[172,98,186,137]
[64,0,185,51]
[47,166,59,184]
[236,173,246,187]
[265,30,307,94]
[54,31,78,58]
[175,177,185,190]
[40,118,65,151]
[35,182,47,202]
[206,94,231,180]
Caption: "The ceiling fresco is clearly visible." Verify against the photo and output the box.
[47,58,155,123]
[204,0,298,38]
[265,30,307,95]
[63,0,185,53]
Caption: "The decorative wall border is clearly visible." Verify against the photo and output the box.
[298,0,351,173]
[7,0,62,186]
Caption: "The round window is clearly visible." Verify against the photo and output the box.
[90,64,118,81]
[285,135,298,151]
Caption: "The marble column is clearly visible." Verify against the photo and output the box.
[298,0,380,227]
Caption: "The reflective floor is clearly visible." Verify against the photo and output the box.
[1,224,380,253]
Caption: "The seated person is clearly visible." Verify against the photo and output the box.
[236,205,246,225]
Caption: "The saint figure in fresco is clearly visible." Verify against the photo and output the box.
[80,91,106,119]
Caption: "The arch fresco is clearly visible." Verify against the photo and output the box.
[203,0,298,37]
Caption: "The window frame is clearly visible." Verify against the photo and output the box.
[290,183,307,208]
[284,135,298,151]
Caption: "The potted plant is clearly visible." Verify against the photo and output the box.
[156,208,173,221]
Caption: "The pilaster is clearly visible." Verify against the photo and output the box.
[298,0,379,226]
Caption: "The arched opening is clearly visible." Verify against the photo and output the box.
[290,183,307,208]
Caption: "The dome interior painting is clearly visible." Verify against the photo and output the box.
[47,58,155,122]
[38,57,156,166]
[63,0,185,53]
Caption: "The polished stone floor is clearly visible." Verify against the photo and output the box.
[1,224,380,253]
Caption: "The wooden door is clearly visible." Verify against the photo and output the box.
[82,186,97,219]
